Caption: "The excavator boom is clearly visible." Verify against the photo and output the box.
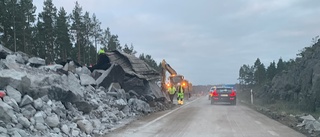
[161,59,177,76]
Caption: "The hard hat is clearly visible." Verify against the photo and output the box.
[177,83,181,86]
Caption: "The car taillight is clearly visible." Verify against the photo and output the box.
[212,90,219,96]
[230,90,236,97]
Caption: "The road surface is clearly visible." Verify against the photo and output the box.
[106,96,305,137]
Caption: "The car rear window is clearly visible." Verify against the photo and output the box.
[216,88,232,93]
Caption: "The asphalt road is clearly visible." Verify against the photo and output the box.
[106,96,305,137]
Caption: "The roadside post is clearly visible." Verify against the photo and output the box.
[250,89,253,104]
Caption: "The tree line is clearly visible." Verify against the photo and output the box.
[0,0,160,70]
[238,58,295,88]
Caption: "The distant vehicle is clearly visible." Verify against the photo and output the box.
[210,87,236,105]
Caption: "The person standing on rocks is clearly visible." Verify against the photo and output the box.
[98,47,105,55]
[167,84,176,103]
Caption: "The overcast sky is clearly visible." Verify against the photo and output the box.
[34,0,320,85]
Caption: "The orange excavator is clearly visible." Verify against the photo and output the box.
[161,59,192,99]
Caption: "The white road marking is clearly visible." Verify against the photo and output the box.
[268,130,280,136]
[133,98,200,132]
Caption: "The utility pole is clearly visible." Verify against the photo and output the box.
[251,89,253,104]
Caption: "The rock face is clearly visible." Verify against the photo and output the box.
[255,40,320,112]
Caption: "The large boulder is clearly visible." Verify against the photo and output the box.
[46,86,73,102]
[96,64,125,89]
[17,116,30,128]
[4,55,21,70]
[20,95,33,107]
[128,98,151,113]
[0,44,13,59]
[122,76,146,95]
[76,66,91,76]
[66,72,84,99]
[77,119,93,134]
[3,96,19,112]
[45,113,60,128]
[80,74,96,86]
[114,99,127,110]
[108,83,121,92]
[21,104,36,119]
[15,51,29,64]
[33,98,44,110]
[73,101,92,114]
[28,57,45,67]
[34,111,46,124]
[39,64,63,71]
[0,100,14,123]
[91,70,105,80]
[0,69,27,91]
[5,86,21,104]
[45,73,84,103]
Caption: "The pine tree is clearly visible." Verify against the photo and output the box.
[100,28,111,51]
[107,35,121,51]
[277,58,285,73]
[139,53,160,70]
[37,0,57,63]
[266,61,277,80]
[0,0,18,50]
[238,64,255,85]
[15,0,36,54]
[82,11,92,65]
[71,2,85,64]
[123,43,137,55]
[254,58,266,85]
[56,7,72,60]
[91,13,102,62]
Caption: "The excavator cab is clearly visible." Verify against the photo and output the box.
[169,75,184,85]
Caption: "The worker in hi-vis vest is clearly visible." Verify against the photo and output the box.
[167,84,176,103]
[177,84,184,105]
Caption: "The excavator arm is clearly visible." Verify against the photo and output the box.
[161,59,177,76]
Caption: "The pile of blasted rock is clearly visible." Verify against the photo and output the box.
[297,114,320,133]
[0,45,168,137]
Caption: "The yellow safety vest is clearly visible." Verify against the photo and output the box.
[178,91,184,99]
[98,49,105,54]
[168,87,176,95]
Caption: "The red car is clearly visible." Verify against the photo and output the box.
[210,87,236,105]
